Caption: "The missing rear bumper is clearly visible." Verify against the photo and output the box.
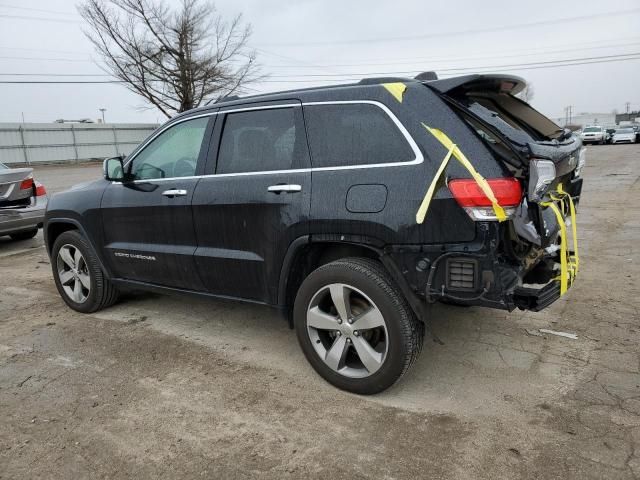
[512,281,561,312]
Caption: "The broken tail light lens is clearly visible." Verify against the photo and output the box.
[448,177,522,221]
[575,148,586,177]
[528,159,556,202]
[34,181,47,197]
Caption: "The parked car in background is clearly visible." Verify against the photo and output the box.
[580,126,607,144]
[605,127,617,144]
[0,161,47,240]
[612,128,637,144]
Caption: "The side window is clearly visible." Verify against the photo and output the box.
[130,116,209,180]
[303,103,414,168]
[216,108,304,174]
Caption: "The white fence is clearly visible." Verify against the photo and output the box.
[0,122,158,165]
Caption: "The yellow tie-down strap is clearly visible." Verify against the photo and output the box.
[416,124,508,224]
[541,184,579,296]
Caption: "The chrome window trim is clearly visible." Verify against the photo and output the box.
[114,100,423,185]
[301,100,423,171]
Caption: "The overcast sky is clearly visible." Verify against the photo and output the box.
[0,0,638,124]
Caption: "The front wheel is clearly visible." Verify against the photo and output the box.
[51,230,119,313]
[294,258,424,394]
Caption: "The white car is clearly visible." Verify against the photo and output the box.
[580,126,607,145]
[612,128,636,144]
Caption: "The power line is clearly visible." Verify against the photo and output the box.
[1,52,638,84]
[261,8,640,47]
[0,73,109,77]
[258,55,640,82]
[0,13,80,24]
[0,55,93,63]
[0,80,123,84]
[0,4,78,17]
[260,40,640,69]
[252,52,640,78]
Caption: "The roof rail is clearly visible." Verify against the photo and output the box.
[358,77,413,85]
[205,94,241,106]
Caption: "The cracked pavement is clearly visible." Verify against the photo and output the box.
[0,144,639,479]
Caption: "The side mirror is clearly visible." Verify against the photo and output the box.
[103,155,125,181]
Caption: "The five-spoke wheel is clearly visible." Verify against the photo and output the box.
[57,244,91,303]
[294,257,424,394]
[51,230,119,313]
[307,283,388,378]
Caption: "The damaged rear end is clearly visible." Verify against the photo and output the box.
[421,74,584,311]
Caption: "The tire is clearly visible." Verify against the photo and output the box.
[9,228,38,241]
[51,230,119,313]
[293,257,424,394]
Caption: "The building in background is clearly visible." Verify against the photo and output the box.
[551,112,617,128]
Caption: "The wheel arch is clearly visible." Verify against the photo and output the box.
[278,235,424,325]
[45,219,111,278]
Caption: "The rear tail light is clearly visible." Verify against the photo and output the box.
[528,159,556,202]
[448,177,522,221]
[574,148,586,178]
[34,181,47,197]
[20,177,34,190]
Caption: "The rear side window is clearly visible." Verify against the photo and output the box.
[303,103,414,168]
[217,107,305,174]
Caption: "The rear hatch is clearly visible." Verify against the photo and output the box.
[425,74,584,248]
[0,166,35,208]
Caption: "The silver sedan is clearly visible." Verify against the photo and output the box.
[0,161,48,240]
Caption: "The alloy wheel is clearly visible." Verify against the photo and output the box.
[57,244,91,304]
[306,283,389,378]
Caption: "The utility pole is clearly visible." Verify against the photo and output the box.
[99,108,106,124]
[625,102,630,114]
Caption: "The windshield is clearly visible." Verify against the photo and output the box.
[0,161,8,170]
[583,127,601,133]
[617,128,633,134]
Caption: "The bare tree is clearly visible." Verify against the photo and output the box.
[79,0,260,117]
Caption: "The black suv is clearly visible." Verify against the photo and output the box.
[44,73,584,394]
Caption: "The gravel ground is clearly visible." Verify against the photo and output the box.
[0,145,639,479]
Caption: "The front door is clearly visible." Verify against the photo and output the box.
[101,114,214,290]
[191,103,311,303]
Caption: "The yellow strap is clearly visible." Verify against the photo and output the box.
[557,184,579,275]
[418,124,507,223]
[416,144,455,224]
[541,184,580,296]
[542,200,569,295]
[382,82,406,103]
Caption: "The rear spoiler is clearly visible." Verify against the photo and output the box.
[425,74,566,142]
[424,74,527,96]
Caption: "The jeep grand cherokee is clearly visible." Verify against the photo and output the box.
[44,73,585,394]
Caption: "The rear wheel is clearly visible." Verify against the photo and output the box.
[51,230,119,313]
[294,258,423,394]
[9,228,38,241]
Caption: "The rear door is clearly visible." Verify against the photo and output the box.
[191,102,311,303]
[101,113,215,290]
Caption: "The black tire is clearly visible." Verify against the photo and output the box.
[293,257,424,394]
[51,230,119,313]
[9,228,38,241]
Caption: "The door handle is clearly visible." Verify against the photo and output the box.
[162,189,188,197]
[267,184,302,194]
